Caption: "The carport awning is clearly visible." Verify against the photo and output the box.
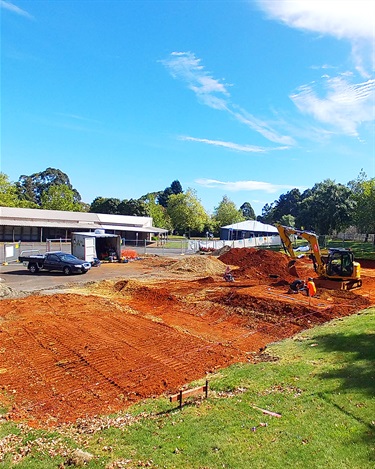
[0,218,168,234]
[99,225,168,234]
[0,219,101,229]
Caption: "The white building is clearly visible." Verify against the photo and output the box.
[0,207,167,242]
[220,220,278,241]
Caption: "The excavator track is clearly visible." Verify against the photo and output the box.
[314,277,362,291]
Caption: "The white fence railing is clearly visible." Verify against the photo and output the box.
[196,235,281,252]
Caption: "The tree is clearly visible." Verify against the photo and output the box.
[157,187,173,208]
[167,189,209,236]
[157,180,183,207]
[140,193,173,230]
[0,173,38,208]
[351,176,375,243]
[17,168,82,206]
[118,198,149,216]
[0,173,19,207]
[213,195,245,227]
[272,188,301,222]
[296,180,354,234]
[257,202,275,224]
[170,180,183,195]
[240,201,256,220]
[90,197,120,214]
[279,214,295,227]
[40,185,84,211]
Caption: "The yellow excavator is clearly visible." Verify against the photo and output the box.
[276,224,362,290]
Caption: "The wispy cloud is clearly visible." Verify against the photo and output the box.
[229,108,296,146]
[162,51,294,145]
[290,76,375,136]
[180,136,289,153]
[162,51,230,111]
[55,112,102,124]
[195,178,301,193]
[1,0,34,19]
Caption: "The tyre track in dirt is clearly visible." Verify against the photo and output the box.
[1,251,374,427]
[0,293,246,425]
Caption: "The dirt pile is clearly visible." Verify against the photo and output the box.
[167,255,227,276]
[219,248,295,282]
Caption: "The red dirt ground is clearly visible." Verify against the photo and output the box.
[0,249,374,427]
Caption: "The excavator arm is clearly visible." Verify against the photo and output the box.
[275,224,326,276]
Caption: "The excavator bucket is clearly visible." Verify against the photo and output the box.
[287,259,298,277]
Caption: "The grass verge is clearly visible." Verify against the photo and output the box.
[1,308,374,468]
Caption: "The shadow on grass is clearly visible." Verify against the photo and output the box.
[316,331,375,396]
[316,331,375,459]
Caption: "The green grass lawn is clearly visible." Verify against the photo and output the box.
[1,308,374,468]
[325,240,375,260]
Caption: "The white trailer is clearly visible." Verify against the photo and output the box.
[71,231,121,262]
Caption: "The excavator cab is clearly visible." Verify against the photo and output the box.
[326,248,354,277]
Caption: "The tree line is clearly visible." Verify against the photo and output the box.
[0,168,374,240]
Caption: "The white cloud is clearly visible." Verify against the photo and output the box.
[1,0,33,19]
[256,0,374,78]
[256,0,375,134]
[230,108,296,146]
[290,76,375,136]
[195,178,299,193]
[180,136,289,153]
[161,52,230,111]
[163,51,295,145]
[256,0,374,40]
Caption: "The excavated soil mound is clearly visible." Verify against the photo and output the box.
[219,248,294,282]
[167,255,227,276]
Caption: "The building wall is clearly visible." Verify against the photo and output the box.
[0,225,151,243]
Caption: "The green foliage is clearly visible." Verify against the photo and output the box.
[0,172,19,207]
[213,195,245,227]
[143,194,173,230]
[158,180,183,207]
[297,179,354,234]
[0,173,38,208]
[117,198,148,216]
[351,175,375,240]
[279,214,295,227]
[272,188,301,222]
[167,189,209,235]
[90,196,120,214]
[40,185,84,212]
[257,202,275,224]
[239,201,256,220]
[17,168,81,206]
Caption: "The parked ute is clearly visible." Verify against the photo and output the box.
[19,251,91,275]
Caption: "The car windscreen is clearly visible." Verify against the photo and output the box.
[59,254,79,262]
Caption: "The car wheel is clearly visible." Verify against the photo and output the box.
[29,263,39,274]
[63,266,72,275]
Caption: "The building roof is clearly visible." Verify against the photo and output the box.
[0,207,168,234]
[222,220,278,233]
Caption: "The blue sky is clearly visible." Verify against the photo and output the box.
[1,0,374,216]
